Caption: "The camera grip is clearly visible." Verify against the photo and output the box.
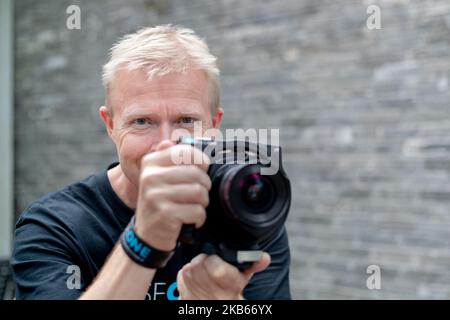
[178,224,195,244]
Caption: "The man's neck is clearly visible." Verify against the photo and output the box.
[107,164,138,210]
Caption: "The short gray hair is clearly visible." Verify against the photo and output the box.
[102,25,220,112]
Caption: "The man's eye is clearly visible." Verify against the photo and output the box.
[178,117,196,125]
[133,118,149,126]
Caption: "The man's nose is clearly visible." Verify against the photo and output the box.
[159,122,173,142]
[153,123,176,151]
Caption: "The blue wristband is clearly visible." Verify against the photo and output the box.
[120,216,175,269]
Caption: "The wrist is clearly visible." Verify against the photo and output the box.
[121,216,176,269]
[134,221,177,252]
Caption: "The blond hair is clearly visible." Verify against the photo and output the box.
[102,25,220,112]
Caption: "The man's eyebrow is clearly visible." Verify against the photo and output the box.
[122,111,159,121]
[122,110,205,121]
[173,111,204,118]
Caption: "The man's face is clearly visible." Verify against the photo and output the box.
[100,68,223,187]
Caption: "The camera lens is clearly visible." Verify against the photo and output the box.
[206,162,291,246]
[240,173,275,211]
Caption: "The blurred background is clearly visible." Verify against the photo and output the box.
[1,0,450,299]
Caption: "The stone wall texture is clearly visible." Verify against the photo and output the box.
[14,0,450,299]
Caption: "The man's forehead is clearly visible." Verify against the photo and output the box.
[108,68,210,113]
[112,68,208,95]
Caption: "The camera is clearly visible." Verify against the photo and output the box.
[177,136,291,269]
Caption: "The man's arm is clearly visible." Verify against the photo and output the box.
[79,244,155,300]
[13,144,210,299]
[82,143,211,299]
[11,205,156,300]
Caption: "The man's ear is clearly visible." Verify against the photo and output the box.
[99,106,114,138]
[212,107,224,129]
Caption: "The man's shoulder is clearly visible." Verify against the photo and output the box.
[17,170,103,227]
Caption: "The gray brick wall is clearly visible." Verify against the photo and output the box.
[14,0,450,299]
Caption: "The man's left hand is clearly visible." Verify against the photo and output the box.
[177,253,271,300]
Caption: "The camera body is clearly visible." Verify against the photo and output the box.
[177,137,291,269]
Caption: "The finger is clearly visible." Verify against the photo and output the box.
[169,144,210,171]
[177,264,200,300]
[182,254,222,298]
[170,183,210,208]
[170,203,206,229]
[204,255,248,292]
[140,165,212,190]
[187,254,223,299]
[145,183,209,208]
[142,145,210,170]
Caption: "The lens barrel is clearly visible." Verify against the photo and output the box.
[204,163,291,248]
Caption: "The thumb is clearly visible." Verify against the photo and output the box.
[156,139,176,151]
[243,252,271,278]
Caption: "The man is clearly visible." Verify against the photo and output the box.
[12,25,291,300]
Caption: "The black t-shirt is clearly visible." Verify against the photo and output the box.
[11,163,291,300]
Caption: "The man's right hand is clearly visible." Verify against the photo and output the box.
[134,140,211,252]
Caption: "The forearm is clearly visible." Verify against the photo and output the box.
[79,243,155,300]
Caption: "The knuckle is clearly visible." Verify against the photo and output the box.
[189,166,202,180]
[196,204,206,217]
[211,265,227,281]
[158,201,173,215]
[194,165,208,178]
[193,205,206,227]
[202,173,212,190]
[167,219,181,235]
[140,168,156,185]
[144,189,158,203]
[193,167,211,188]
[193,183,204,195]
[141,153,154,166]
